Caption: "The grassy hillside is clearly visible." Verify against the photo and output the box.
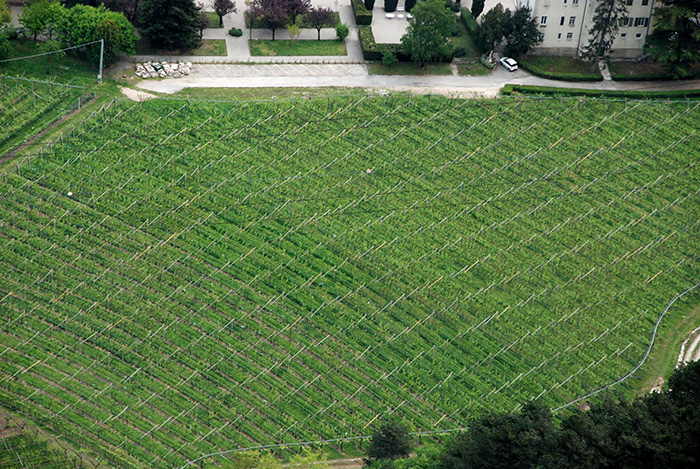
[0,92,698,467]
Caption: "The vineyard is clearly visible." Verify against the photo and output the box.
[0,76,90,158]
[0,90,699,468]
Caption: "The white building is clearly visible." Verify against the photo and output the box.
[522,0,657,57]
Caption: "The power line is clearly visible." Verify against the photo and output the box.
[0,40,103,63]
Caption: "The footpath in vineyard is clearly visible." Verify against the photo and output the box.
[0,91,699,468]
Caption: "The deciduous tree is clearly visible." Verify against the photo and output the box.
[476,3,509,53]
[366,418,412,463]
[304,6,334,40]
[250,0,289,40]
[213,0,237,27]
[286,0,310,24]
[401,0,456,66]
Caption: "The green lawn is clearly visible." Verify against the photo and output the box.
[203,11,224,28]
[451,20,481,58]
[367,62,453,76]
[249,39,347,56]
[520,55,601,78]
[133,38,227,56]
[457,62,492,76]
[608,61,700,80]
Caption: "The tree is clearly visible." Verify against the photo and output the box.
[471,0,484,19]
[102,0,142,24]
[440,401,556,469]
[196,9,209,38]
[38,39,64,73]
[401,0,456,66]
[56,4,135,64]
[581,0,627,66]
[139,0,202,50]
[475,3,509,53]
[504,5,542,58]
[366,418,412,463]
[249,0,289,40]
[286,0,310,24]
[20,0,65,40]
[213,0,237,27]
[335,22,349,41]
[304,6,333,40]
[1,0,11,24]
[645,0,700,77]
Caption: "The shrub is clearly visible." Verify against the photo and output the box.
[228,27,242,36]
[381,46,398,65]
[358,24,405,61]
[336,23,349,41]
[502,84,700,99]
[480,53,495,68]
[405,0,416,12]
[384,0,398,13]
[364,0,375,10]
[351,0,373,25]
[452,45,467,57]
[460,8,481,53]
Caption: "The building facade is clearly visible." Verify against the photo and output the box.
[523,0,656,57]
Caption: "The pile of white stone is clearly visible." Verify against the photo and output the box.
[135,61,193,79]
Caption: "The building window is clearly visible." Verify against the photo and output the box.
[560,16,565,26]
[569,16,576,26]
[621,32,627,38]
[540,16,547,25]
[642,0,649,4]
[619,17,631,27]
[563,0,567,4]
[566,32,573,40]
[544,0,551,4]
[626,0,633,5]
[634,17,649,27]
[572,0,579,4]
[557,33,562,40]
[636,33,643,38]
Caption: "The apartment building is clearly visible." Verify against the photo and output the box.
[522,0,656,57]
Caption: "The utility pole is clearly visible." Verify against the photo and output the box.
[98,39,104,84]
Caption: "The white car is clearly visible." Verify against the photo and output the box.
[499,57,518,72]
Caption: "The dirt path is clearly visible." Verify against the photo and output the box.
[119,86,157,102]
[677,326,700,366]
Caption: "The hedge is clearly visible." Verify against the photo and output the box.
[518,60,603,82]
[460,8,482,54]
[611,71,700,81]
[502,84,700,99]
[358,25,406,61]
[352,0,373,25]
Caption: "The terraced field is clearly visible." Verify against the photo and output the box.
[0,92,699,467]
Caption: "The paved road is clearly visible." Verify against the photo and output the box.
[135,63,700,97]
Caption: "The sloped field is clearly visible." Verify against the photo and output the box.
[0,94,699,467]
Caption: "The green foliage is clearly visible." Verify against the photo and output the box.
[20,0,65,40]
[503,83,700,98]
[352,0,373,25]
[517,58,602,81]
[286,23,301,40]
[0,0,11,24]
[2,91,700,468]
[504,6,541,58]
[55,4,136,64]
[460,8,481,53]
[381,45,398,65]
[335,22,349,41]
[476,3,509,52]
[0,28,11,59]
[401,0,456,66]
[359,24,403,60]
[366,419,413,463]
[581,0,627,62]
[139,0,202,50]
[644,0,700,77]
[229,26,243,36]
